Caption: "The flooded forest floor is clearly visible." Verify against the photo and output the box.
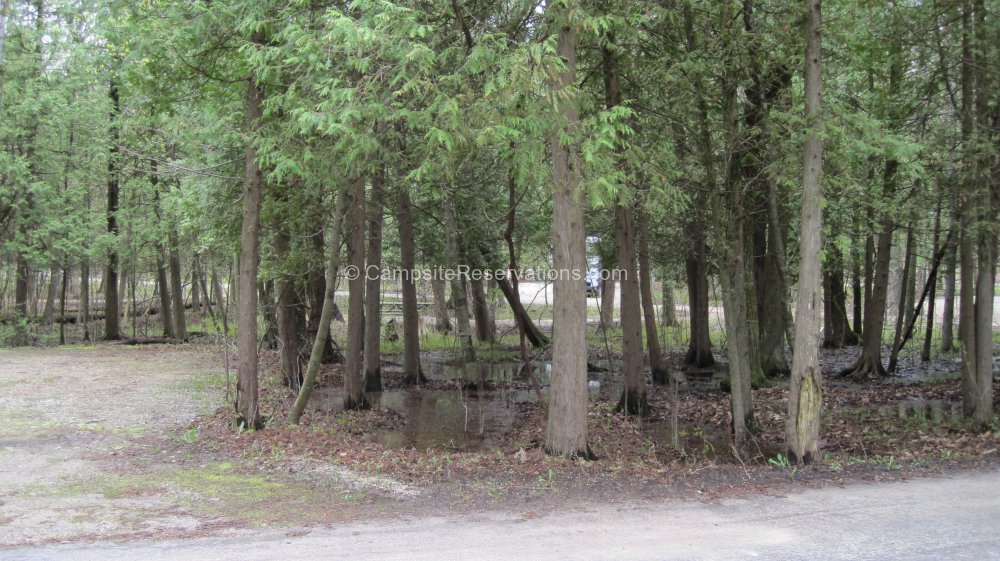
[191,339,1000,515]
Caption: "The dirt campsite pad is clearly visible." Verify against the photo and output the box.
[0,345,418,547]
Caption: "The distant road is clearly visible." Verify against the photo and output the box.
[9,469,1000,561]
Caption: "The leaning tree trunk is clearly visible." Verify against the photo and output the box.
[363,168,385,393]
[343,177,368,410]
[306,226,337,362]
[235,44,266,430]
[787,0,824,465]
[544,4,592,459]
[288,187,348,424]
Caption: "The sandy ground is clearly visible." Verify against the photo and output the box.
[0,346,230,546]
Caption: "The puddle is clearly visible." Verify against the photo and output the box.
[315,355,725,453]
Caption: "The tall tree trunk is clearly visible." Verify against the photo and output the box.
[104,70,121,341]
[961,0,995,426]
[719,0,754,453]
[235,35,266,430]
[168,232,186,341]
[470,275,495,344]
[343,177,368,410]
[684,237,715,367]
[602,34,648,414]
[42,265,59,324]
[58,264,67,345]
[788,0,823,464]
[289,188,348,423]
[209,252,229,335]
[14,255,29,345]
[660,271,676,327]
[851,237,864,335]
[823,242,858,349]
[614,202,648,415]
[274,208,303,390]
[397,186,425,384]
[80,258,90,341]
[939,211,957,353]
[430,277,451,333]
[363,168,385,393]
[445,198,475,364]
[156,252,174,338]
[638,217,667,385]
[888,225,915,373]
[152,166,174,338]
[545,4,592,459]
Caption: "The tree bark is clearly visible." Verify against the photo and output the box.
[470,276,495,344]
[363,168,385,393]
[42,265,59,324]
[660,271,676,327]
[638,216,667,385]
[430,277,451,333]
[544,3,592,459]
[168,232,186,341]
[684,236,715,367]
[343,177,368,410]
[787,0,824,464]
[888,225,915,373]
[445,197,475,364]
[235,34,266,430]
[156,251,174,338]
[719,0,754,454]
[80,258,90,341]
[822,242,858,349]
[397,186,426,385]
[274,208,304,390]
[104,70,121,341]
[939,210,957,353]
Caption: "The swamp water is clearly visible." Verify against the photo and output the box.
[311,354,728,453]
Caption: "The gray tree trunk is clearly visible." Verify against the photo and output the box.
[397,187,425,384]
[787,0,824,464]
[343,177,369,410]
[363,169,385,393]
[544,4,592,459]
[236,44,265,429]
